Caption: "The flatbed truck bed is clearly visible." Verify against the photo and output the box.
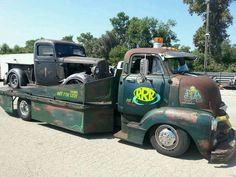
[0,77,116,134]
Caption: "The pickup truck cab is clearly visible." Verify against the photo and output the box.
[3,40,101,88]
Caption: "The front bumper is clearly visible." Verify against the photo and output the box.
[210,128,236,164]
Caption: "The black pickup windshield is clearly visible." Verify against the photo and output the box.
[55,44,86,57]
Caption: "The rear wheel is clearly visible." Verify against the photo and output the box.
[9,73,20,89]
[17,98,32,121]
[150,124,190,157]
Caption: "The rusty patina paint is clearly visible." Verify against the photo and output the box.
[32,100,114,134]
[197,140,210,151]
[165,109,198,124]
[177,75,223,116]
[0,95,13,113]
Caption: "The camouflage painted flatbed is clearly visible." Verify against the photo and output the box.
[0,77,117,134]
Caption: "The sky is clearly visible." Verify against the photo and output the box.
[0,0,235,49]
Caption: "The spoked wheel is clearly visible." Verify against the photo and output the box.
[17,98,32,121]
[150,124,190,157]
[9,73,20,89]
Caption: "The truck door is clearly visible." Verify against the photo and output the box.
[118,54,166,117]
[34,44,59,85]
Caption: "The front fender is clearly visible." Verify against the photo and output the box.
[61,72,94,85]
[140,107,215,156]
[5,68,28,86]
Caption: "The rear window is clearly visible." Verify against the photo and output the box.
[37,45,54,56]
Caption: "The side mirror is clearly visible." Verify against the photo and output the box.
[123,63,129,74]
[140,58,149,76]
[117,61,124,70]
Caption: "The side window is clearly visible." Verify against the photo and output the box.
[152,59,163,74]
[37,45,54,57]
[130,56,141,74]
[130,55,163,74]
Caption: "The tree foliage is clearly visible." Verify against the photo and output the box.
[109,45,128,65]
[183,0,235,60]
[62,35,74,42]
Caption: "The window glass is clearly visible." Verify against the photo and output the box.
[37,45,54,57]
[130,55,163,74]
[165,58,190,74]
[55,44,86,57]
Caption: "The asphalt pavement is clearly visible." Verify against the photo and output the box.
[0,86,235,177]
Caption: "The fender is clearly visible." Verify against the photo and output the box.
[5,68,29,86]
[61,72,95,85]
[140,107,215,156]
[125,107,215,157]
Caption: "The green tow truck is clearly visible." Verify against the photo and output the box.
[0,42,235,164]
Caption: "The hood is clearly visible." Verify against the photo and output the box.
[62,56,103,65]
[171,75,224,116]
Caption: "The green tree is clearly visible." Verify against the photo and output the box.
[0,43,12,54]
[77,32,100,57]
[125,17,177,48]
[96,31,119,60]
[110,12,129,43]
[24,39,37,53]
[12,45,24,53]
[155,20,178,46]
[62,35,74,42]
[183,0,234,60]
[109,45,128,65]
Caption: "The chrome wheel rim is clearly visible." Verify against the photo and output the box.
[19,100,29,117]
[155,125,179,150]
[10,74,18,87]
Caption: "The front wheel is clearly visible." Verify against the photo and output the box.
[17,98,32,121]
[149,124,190,157]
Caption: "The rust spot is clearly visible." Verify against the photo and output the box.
[155,110,164,116]
[45,105,71,113]
[33,105,41,111]
[53,120,64,126]
[165,109,198,123]
[198,140,210,150]
[172,77,180,87]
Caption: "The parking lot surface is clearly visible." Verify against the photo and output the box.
[0,104,236,177]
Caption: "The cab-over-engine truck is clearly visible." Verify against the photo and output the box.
[0,41,235,164]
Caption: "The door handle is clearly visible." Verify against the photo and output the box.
[127,79,135,83]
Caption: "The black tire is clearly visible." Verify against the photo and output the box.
[149,124,190,157]
[17,98,32,121]
[8,73,20,89]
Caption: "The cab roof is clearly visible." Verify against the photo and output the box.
[35,39,81,46]
[124,48,196,62]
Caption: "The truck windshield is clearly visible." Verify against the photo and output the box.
[55,44,86,57]
[165,58,191,74]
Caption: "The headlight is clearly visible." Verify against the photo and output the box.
[211,119,218,131]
